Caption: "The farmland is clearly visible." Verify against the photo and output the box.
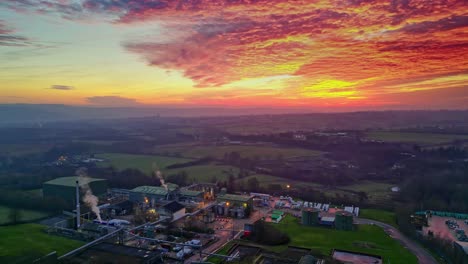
[340,181,395,202]
[155,144,323,159]
[0,224,84,263]
[96,153,192,174]
[271,215,417,264]
[166,164,239,183]
[366,131,468,146]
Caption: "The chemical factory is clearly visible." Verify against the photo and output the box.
[35,173,364,263]
[37,175,259,263]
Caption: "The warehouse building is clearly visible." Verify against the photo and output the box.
[43,176,108,209]
[216,194,254,218]
[129,185,179,204]
[179,189,204,202]
[217,194,254,208]
[160,201,186,221]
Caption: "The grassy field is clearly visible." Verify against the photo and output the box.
[0,206,50,225]
[155,144,323,159]
[271,215,416,264]
[340,181,394,203]
[366,131,468,146]
[359,209,397,227]
[166,164,239,183]
[97,153,193,174]
[0,224,84,263]
[237,174,323,190]
[206,242,234,264]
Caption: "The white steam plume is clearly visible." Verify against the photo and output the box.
[76,167,102,222]
[153,162,168,191]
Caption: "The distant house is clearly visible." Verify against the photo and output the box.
[160,201,186,220]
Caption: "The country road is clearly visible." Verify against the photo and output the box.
[356,218,438,264]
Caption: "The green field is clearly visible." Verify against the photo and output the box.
[366,131,468,146]
[359,209,397,227]
[0,206,50,225]
[97,153,193,174]
[340,181,394,202]
[155,144,323,159]
[0,224,84,263]
[237,174,322,190]
[166,164,239,183]
[271,215,416,264]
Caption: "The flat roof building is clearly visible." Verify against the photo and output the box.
[180,189,204,202]
[129,185,179,204]
[217,194,254,208]
[454,242,468,264]
[43,176,107,209]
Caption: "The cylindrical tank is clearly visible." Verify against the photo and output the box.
[335,211,354,231]
[302,209,319,226]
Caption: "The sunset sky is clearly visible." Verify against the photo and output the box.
[0,0,467,110]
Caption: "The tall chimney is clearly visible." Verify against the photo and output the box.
[76,180,80,229]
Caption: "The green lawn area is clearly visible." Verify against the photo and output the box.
[270,215,416,264]
[366,131,468,146]
[166,164,239,183]
[0,206,50,225]
[0,224,84,263]
[96,153,193,174]
[359,209,397,227]
[155,144,323,159]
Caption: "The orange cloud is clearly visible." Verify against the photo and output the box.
[2,0,468,108]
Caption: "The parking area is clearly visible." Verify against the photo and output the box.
[423,216,468,242]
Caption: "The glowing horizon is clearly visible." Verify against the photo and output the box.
[0,0,467,110]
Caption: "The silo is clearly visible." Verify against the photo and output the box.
[302,208,319,226]
[335,211,354,231]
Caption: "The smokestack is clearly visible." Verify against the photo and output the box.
[76,180,80,228]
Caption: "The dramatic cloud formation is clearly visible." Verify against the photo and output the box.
[50,85,74,90]
[1,0,467,109]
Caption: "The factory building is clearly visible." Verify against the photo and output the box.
[43,176,108,209]
[302,208,319,226]
[179,189,204,202]
[129,185,179,204]
[217,194,254,208]
[216,194,254,218]
[160,201,186,220]
[335,211,354,231]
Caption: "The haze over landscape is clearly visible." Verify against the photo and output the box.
[1,0,467,110]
